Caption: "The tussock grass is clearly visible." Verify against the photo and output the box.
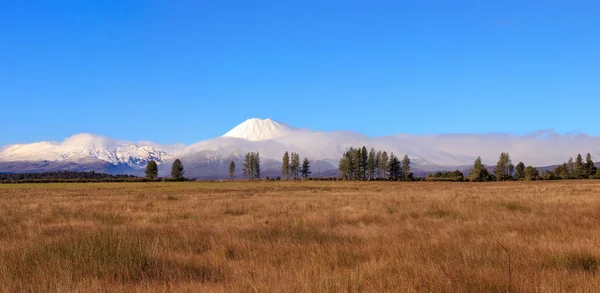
[547,252,599,273]
[0,229,226,292]
[223,205,248,216]
[0,181,600,292]
[426,207,456,218]
[501,201,532,213]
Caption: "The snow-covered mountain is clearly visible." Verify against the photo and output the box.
[2,118,600,179]
[0,133,172,168]
[222,118,299,141]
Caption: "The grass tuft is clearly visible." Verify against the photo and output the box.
[1,229,227,288]
[1,181,600,291]
[426,207,456,218]
[501,201,532,213]
[565,252,598,273]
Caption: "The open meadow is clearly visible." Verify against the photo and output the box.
[1,181,599,292]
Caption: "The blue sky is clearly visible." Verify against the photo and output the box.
[1,1,599,146]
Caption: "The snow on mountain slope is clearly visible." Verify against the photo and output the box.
[0,133,172,167]
[2,118,600,177]
[222,118,298,141]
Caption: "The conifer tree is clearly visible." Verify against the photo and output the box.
[469,156,489,182]
[145,160,158,180]
[555,162,569,179]
[374,150,381,179]
[567,157,574,178]
[170,158,185,180]
[379,151,389,179]
[402,155,411,181]
[282,151,290,180]
[345,148,354,179]
[515,162,525,180]
[338,153,350,180]
[575,154,585,179]
[242,152,261,180]
[524,166,539,180]
[294,153,300,179]
[255,152,261,180]
[301,157,311,179]
[494,152,514,181]
[229,161,235,180]
[585,153,597,177]
[387,153,402,181]
[360,146,368,180]
[242,153,252,180]
[290,152,299,180]
[352,148,362,180]
[367,148,376,180]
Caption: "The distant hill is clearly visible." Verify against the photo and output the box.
[2,118,600,179]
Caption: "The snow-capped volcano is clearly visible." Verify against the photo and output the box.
[222,118,296,141]
[0,133,171,168]
[2,118,600,178]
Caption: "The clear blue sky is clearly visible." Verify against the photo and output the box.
[1,1,599,145]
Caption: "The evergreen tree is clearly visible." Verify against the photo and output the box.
[282,151,290,180]
[338,152,351,180]
[575,154,585,179]
[301,157,311,179]
[352,148,362,180]
[469,156,490,182]
[170,159,185,180]
[229,161,235,180]
[585,153,597,177]
[255,152,261,180]
[360,146,368,180]
[242,153,252,180]
[290,152,299,180]
[567,157,574,178]
[515,162,525,180]
[597,166,600,178]
[524,166,539,180]
[367,148,376,180]
[555,163,569,179]
[374,150,381,179]
[242,152,261,180]
[494,152,514,181]
[402,155,411,181]
[347,148,356,180]
[379,151,389,179]
[387,153,402,181]
[145,160,158,180]
[294,153,300,179]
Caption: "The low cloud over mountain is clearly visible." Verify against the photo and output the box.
[1,118,599,179]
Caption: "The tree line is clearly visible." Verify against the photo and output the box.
[4,150,597,183]
[0,171,142,183]
[142,158,188,181]
[426,152,599,182]
[224,151,313,181]
[337,146,413,181]
[282,151,311,180]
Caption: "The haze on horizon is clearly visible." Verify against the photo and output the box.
[1,1,599,146]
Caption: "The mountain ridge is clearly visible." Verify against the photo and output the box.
[2,118,600,179]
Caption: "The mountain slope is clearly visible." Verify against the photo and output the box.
[1,118,600,178]
[222,118,298,141]
[0,133,171,168]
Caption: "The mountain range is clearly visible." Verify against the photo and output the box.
[2,118,599,179]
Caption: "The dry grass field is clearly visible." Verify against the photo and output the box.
[1,181,600,292]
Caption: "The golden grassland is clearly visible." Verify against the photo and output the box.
[1,181,600,292]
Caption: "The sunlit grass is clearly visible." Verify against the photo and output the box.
[0,181,599,292]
